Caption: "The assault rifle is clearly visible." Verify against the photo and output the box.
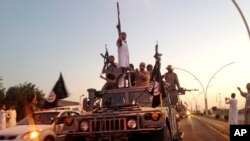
[177,88,199,95]
[154,41,162,61]
[100,44,109,63]
[149,42,167,108]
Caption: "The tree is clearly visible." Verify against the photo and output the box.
[0,77,5,102]
[4,82,45,121]
[211,106,218,111]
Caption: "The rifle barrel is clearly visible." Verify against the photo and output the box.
[184,89,199,91]
[117,2,120,15]
[116,2,121,35]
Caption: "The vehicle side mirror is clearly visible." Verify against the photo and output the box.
[82,98,90,111]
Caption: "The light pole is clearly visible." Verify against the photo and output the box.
[231,0,250,40]
[190,92,202,112]
[218,93,222,109]
[175,61,235,115]
[174,67,206,113]
[182,95,193,112]
[205,61,235,113]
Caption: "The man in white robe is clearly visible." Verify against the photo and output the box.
[225,93,238,125]
[7,105,17,127]
[0,104,6,130]
[116,32,129,88]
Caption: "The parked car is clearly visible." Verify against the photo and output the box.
[0,109,80,141]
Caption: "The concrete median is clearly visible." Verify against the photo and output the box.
[191,115,229,136]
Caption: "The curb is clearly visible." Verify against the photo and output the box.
[192,115,229,136]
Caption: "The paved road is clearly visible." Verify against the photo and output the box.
[178,115,229,141]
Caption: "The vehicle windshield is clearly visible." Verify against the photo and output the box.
[101,89,170,107]
[17,112,60,125]
[52,106,80,112]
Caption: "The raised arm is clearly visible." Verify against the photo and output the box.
[237,87,246,97]
[225,98,230,104]
[102,62,108,74]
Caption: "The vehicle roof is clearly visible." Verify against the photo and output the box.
[101,86,148,93]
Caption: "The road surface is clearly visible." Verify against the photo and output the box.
[178,115,229,141]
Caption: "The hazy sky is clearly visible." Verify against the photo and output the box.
[0,0,249,110]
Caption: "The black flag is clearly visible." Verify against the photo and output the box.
[43,73,68,109]
[148,43,166,108]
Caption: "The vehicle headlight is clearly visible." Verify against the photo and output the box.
[186,111,191,115]
[144,112,161,121]
[151,112,161,121]
[127,119,137,129]
[22,130,40,139]
[80,121,89,131]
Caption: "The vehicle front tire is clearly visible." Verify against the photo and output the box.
[43,136,55,141]
[152,126,172,141]
[64,135,86,141]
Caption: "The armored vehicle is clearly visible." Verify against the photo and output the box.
[56,85,183,141]
[56,20,183,140]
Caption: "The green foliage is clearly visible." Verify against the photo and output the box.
[215,113,220,119]
[211,106,218,111]
[224,114,229,121]
[0,77,5,102]
[211,107,229,121]
[218,108,229,115]
[4,82,45,121]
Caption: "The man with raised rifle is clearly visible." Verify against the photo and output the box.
[116,2,130,88]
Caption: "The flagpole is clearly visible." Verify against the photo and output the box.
[160,91,163,115]
[157,41,164,114]
[149,41,167,109]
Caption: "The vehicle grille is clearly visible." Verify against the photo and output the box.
[0,135,17,140]
[90,118,127,132]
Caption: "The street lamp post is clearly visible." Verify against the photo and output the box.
[204,61,235,113]
[190,92,202,112]
[183,95,193,112]
[174,67,206,113]
[175,61,235,115]
[231,0,250,40]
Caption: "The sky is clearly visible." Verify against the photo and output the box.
[0,0,249,111]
